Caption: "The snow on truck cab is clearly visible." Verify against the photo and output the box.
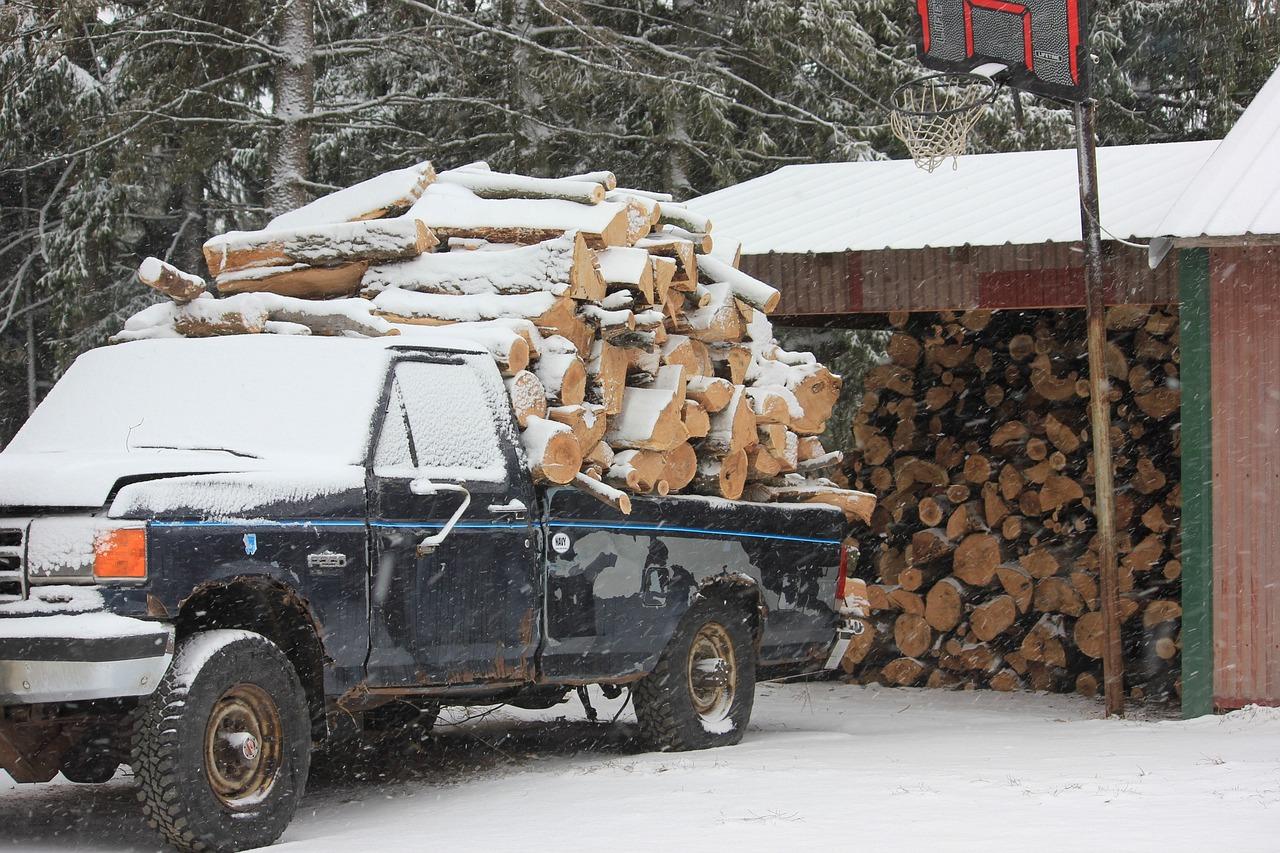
[0,334,860,852]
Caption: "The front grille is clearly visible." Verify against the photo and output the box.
[0,526,26,601]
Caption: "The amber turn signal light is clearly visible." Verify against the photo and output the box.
[94,528,147,579]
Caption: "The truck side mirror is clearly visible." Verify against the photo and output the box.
[410,480,471,557]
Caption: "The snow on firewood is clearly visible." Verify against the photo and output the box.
[409,182,631,247]
[699,254,780,313]
[605,386,687,452]
[533,352,587,406]
[571,472,632,514]
[371,287,560,324]
[214,260,370,299]
[112,292,394,341]
[596,246,656,301]
[137,257,206,303]
[438,167,607,205]
[656,223,712,254]
[601,290,634,310]
[678,282,743,343]
[561,170,617,190]
[505,370,548,427]
[267,160,436,230]
[520,415,581,485]
[203,216,435,277]
[393,321,531,376]
[657,202,712,235]
[363,234,587,298]
[746,384,805,421]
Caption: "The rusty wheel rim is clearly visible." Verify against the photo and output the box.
[687,621,736,722]
[204,683,282,809]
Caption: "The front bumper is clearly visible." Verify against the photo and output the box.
[0,613,173,705]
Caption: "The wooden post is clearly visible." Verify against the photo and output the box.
[1074,99,1124,718]
[1178,248,1214,718]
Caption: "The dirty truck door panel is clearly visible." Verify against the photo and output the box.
[540,488,845,681]
[366,355,538,687]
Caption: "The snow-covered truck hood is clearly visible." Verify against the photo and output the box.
[0,450,264,509]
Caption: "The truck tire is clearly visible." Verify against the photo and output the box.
[633,598,756,751]
[130,629,311,853]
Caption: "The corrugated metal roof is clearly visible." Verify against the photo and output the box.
[1154,62,1280,242]
[686,140,1219,255]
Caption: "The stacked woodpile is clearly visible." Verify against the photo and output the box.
[840,308,1182,702]
[115,161,874,523]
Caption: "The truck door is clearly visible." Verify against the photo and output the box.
[365,353,539,687]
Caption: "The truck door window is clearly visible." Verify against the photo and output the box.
[393,360,506,483]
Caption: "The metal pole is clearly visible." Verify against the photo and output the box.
[1073,99,1124,718]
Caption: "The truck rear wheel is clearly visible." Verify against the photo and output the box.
[633,599,756,751]
[130,629,310,853]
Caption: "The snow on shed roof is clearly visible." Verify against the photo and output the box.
[1152,62,1280,244]
[686,140,1219,255]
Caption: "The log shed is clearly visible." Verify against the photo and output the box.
[688,140,1238,711]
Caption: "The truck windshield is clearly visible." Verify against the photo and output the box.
[6,337,392,464]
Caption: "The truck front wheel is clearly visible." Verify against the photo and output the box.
[130,629,311,853]
[633,599,756,751]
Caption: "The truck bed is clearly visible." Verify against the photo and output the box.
[539,486,847,681]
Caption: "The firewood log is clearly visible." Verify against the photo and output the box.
[971,595,1018,641]
[547,404,607,450]
[887,332,923,367]
[216,261,370,299]
[206,217,435,280]
[586,340,628,416]
[597,246,656,303]
[953,533,1000,586]
[747,445,784,479]
[571,472,632,514]
[521,416,582,485]
[883,657,929,686]
[410,182,631,248]
[437,168,607,204]
[692,448,748,500]
[637,235,697,289]
[1033,577,1086,617]
[660,442,699,491]
[697,255,780,313]
[924,577,968,632]
[894,614,933,658]
[364,232,601,301]
[683,401,710,439]
[505,370,548,427]
[137,257,207,303]
[996,562,1035,613]
[701,385,756,455]
[661,335,713,377]
[710,343,752,385]
[534,353,587,406]
[605,385,688,452]
[267,159,435,230]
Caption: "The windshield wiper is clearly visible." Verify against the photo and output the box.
[133,444,262,460]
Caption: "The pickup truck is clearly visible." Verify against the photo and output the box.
[0,334,858,852]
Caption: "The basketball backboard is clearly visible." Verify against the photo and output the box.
[913,0,1090,102]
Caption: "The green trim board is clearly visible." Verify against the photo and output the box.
[1178,247,1214,718]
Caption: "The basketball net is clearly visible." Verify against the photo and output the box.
[890,73,997,172]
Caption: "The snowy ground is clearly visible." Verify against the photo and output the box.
[2,682,1277,852]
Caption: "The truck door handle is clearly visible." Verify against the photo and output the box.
[487,500,527,515]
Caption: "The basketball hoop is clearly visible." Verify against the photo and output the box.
[889,72,999,172]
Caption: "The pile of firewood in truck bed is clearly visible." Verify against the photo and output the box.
[115,161,874,523]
